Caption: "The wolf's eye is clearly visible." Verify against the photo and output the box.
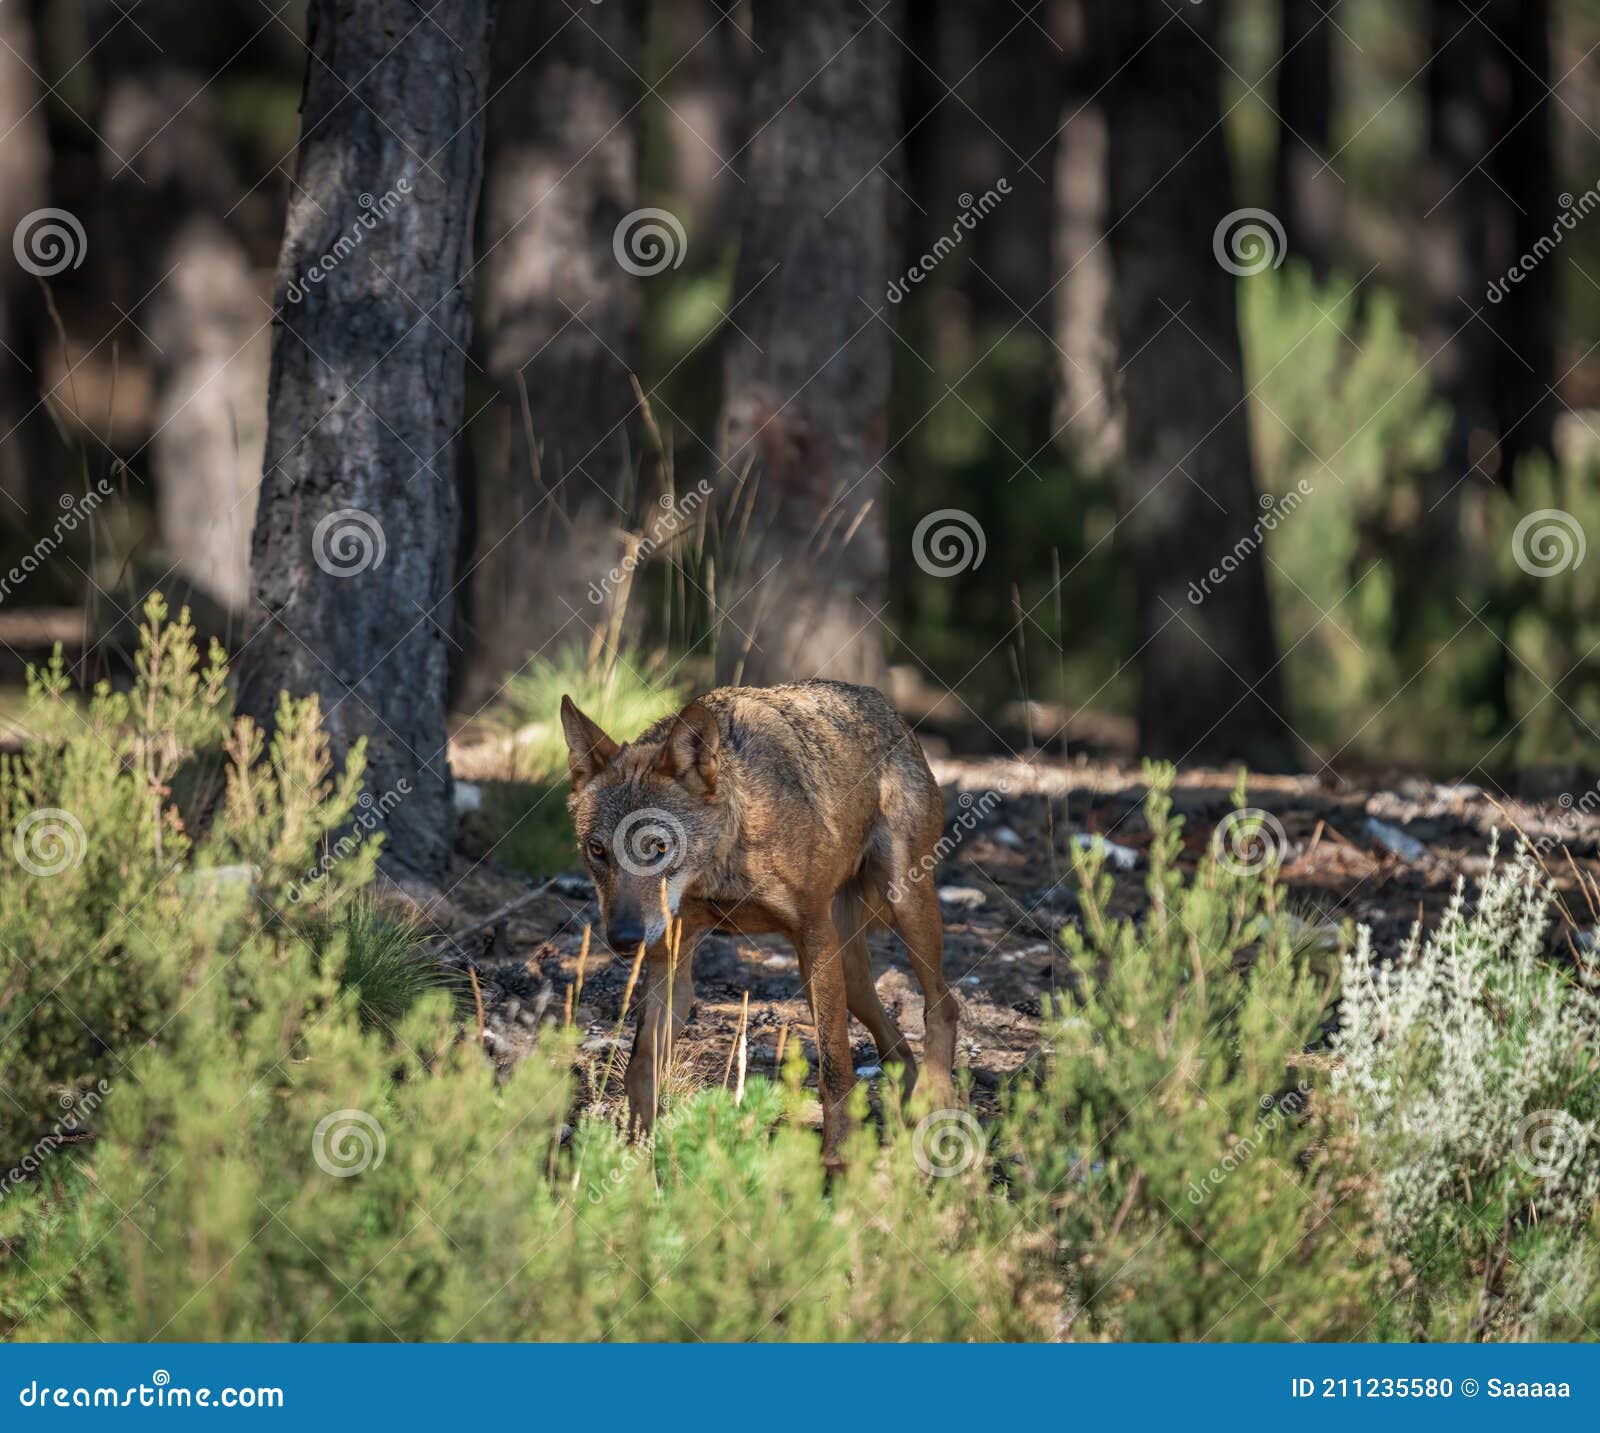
[585,839,608,864]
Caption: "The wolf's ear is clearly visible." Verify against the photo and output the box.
[655,700,719,796]
[560,696,619,792]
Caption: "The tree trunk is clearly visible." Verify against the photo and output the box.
[716,0,900,690]
[0,0,54,523]
[1092,1,1297,769]
[1054,0,1121,468]
[1484,0,1556,484]
[1274,0,1339,278]
[243,0,493,884]
[462,0,643,707]
[88,0,269,615]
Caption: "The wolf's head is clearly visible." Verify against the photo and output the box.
[560,695,725,955]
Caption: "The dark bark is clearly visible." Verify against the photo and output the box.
[1424,0,1496,495]
[1484,0,1556,484]
[0,0,52,523]
[87,0,269,614]
[1274,0,1339,277]
[1091,1,1297,769]
[463,0,643,706]
[716,0,900,689]
[963,1,1064,330]
[243,0,493,883]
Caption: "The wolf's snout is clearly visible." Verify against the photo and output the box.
[607,914,646,952]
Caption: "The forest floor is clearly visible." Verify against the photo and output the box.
[432,737,1600,1123]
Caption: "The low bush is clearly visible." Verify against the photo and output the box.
[2,615,1597,1340]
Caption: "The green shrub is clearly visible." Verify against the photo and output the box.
[1334,838,1600,1337]
[1005,768,1386,1340]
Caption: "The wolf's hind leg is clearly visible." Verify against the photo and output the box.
[832,883,916,1101]
[884,865,958,1105]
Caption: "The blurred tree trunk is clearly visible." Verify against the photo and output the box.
[88,0,269,615]
[1091,2,1296,769]
[1275,0,1339,277]
[716,0,900,689]
[1054,0,1120,468]
[462,0,643,707]
[964,1,1062,331]
[243,0,492,885]
[0,0,52,522]
[1423,0,1495,499]
[1485,0,1556,484]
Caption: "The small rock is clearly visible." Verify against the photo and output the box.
[1365,816,1428,863]
[580,1034,619,1054]
[993,824,1024,849]
[453,780,483,814]
[763,953,795,970]
[961,974,981,986]
[938,885,986,909]
[1073,833,1138,871]
[855,1064,883,1079]
[554,874,593,900]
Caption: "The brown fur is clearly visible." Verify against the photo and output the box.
[560,679,957,1163]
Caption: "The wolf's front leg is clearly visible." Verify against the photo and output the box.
[623,947,695,1138]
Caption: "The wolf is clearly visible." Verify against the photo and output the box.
[560,679,957,1164]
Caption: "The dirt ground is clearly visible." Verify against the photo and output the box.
[430,741,1600,1121]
